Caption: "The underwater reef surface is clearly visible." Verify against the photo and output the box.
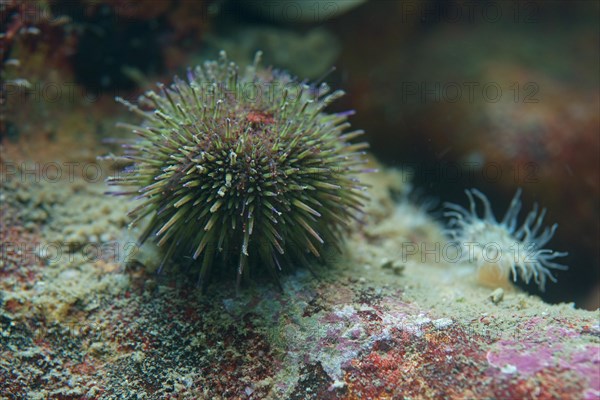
[0,160,598,399]
[1,1,598,398]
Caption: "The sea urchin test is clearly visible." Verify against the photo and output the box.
[108,52,369,288]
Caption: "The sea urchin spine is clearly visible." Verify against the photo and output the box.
[108,51,369,288]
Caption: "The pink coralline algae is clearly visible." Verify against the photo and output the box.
[487,324,600,400]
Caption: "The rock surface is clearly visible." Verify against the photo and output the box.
[1,163,598,399]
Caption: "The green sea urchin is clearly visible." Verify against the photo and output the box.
[109,51,369,288]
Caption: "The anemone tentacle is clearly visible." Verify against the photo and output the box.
[444,189,567,291]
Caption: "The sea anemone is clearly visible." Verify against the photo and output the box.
[108,51,368,289]
[444,188,568,291]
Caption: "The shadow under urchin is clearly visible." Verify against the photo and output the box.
[108,51,369,290]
